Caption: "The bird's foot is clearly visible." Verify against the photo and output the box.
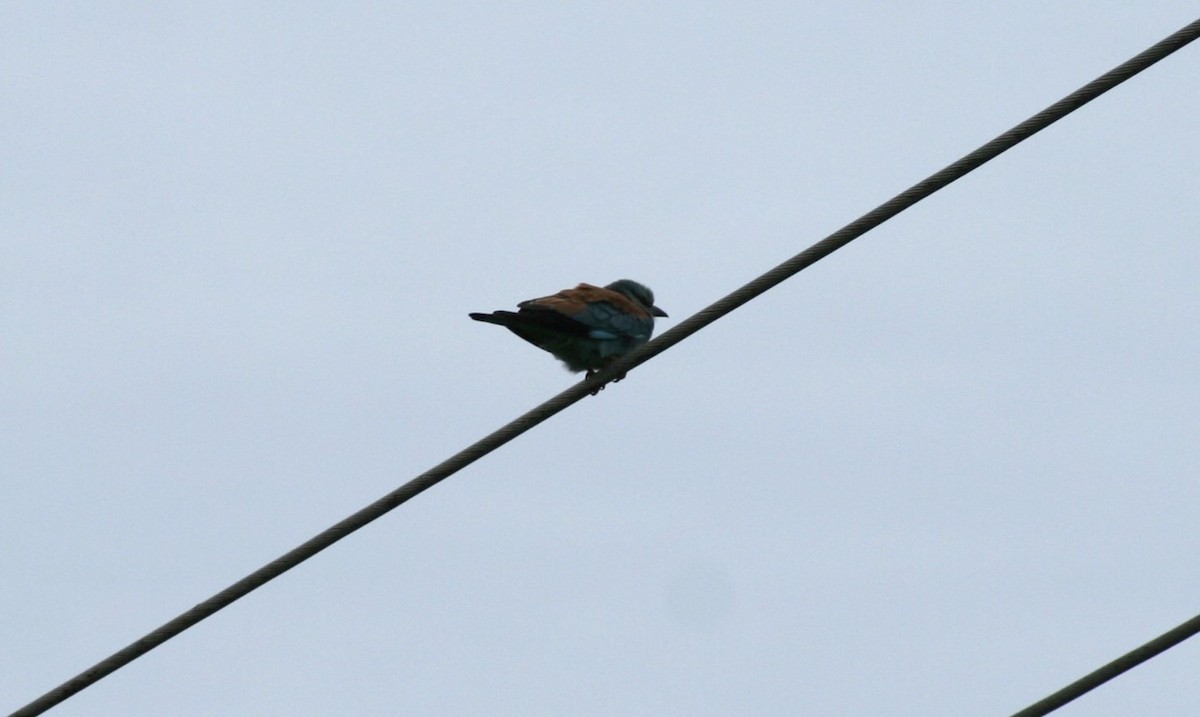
[585,369,633,395]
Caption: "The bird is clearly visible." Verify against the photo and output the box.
[470,279,668,391]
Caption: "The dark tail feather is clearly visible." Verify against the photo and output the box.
[469,311,519,326]
[471,308,590,337]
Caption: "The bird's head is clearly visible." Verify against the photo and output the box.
[606,279,668,318]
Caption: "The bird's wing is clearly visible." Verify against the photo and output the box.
[520,284,654,341]
[519,284,654,320]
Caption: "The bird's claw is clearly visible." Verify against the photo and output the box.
[584,365,630,395]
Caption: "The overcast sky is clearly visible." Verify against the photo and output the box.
[4,3,1199,715]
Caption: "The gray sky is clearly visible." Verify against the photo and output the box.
[4,3,1199,715]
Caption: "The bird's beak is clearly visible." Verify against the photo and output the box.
[652,306,668,318]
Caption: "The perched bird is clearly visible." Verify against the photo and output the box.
[470,279,668,389]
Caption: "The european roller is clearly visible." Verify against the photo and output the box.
[470,279,668,389]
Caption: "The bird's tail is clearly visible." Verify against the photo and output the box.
[468,311,519,326]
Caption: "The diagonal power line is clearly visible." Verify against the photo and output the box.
[1009,612,1200,716]
[10,15,1200,717]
